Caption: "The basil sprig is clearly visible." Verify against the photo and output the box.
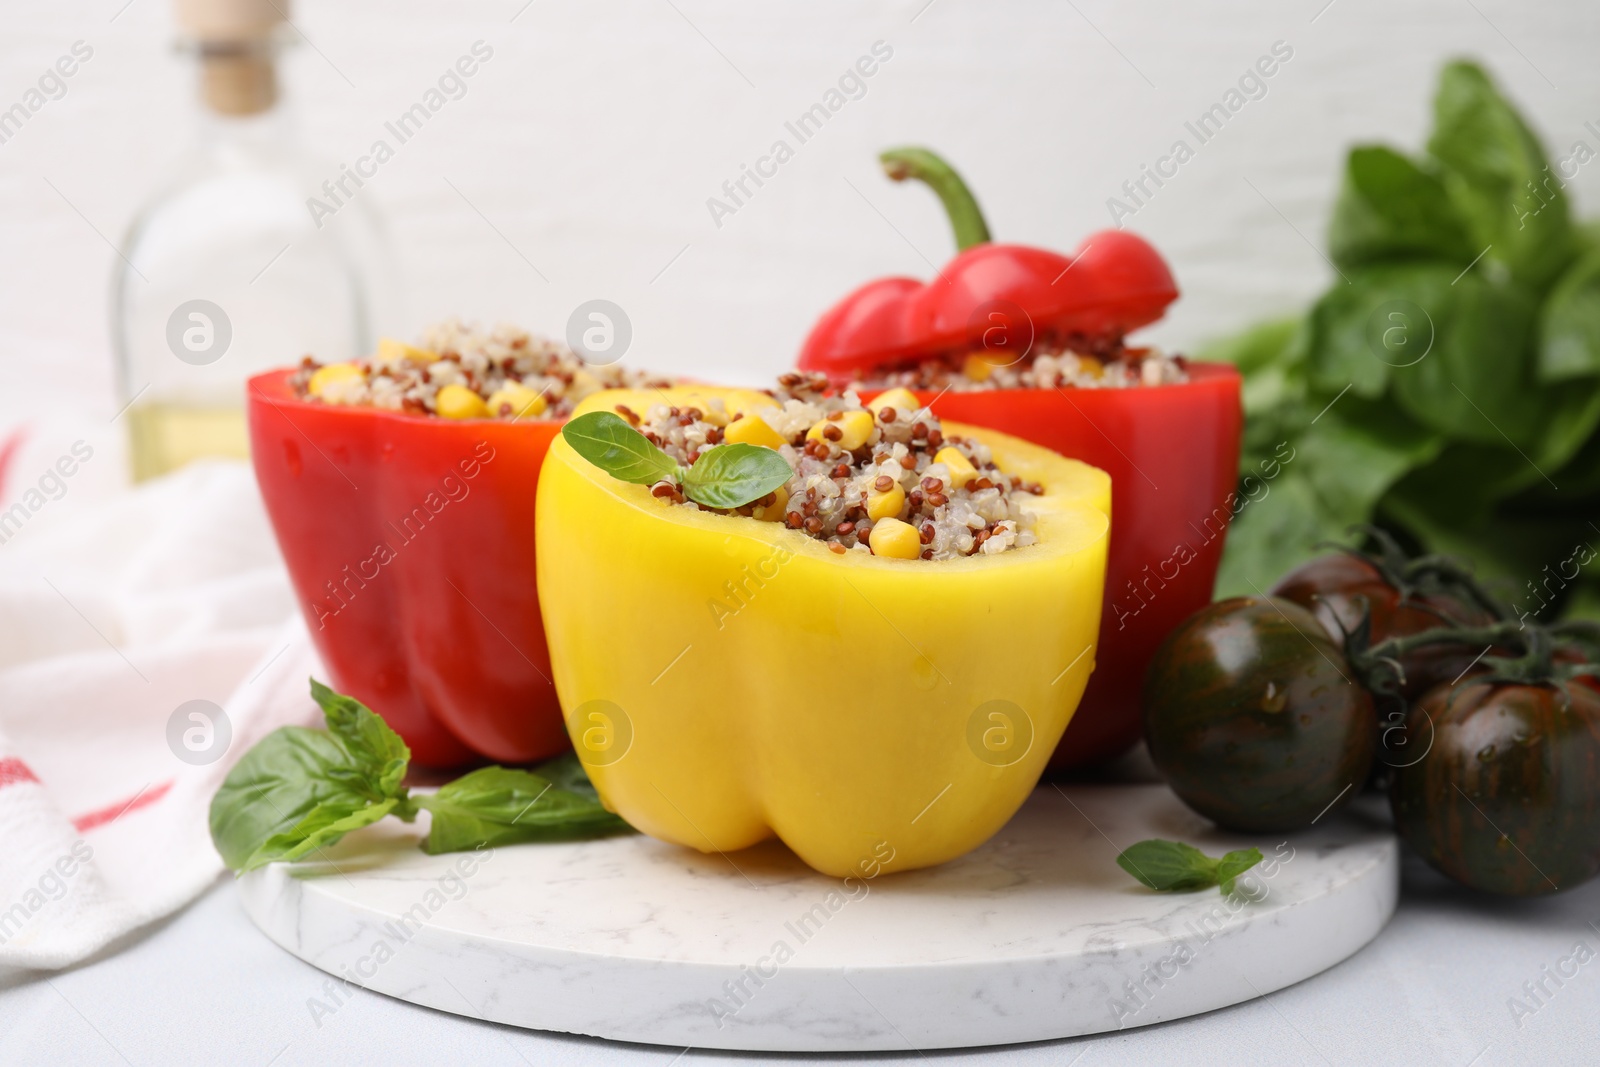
[208,679,630,872]
[562,410,792,509]
[1116,839,1263,895]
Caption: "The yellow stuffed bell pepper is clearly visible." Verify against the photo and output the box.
[536,385,1110,877]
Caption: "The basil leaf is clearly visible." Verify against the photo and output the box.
[208,726,378,870]
[1386,443,1543,527]
[1200,315,1304,379]
[1381,471,1598,586]
[1328,145,1476,271]
[532,751,605,799]
[1223,390,1446,599]
[1567,580,1600,623]
[1304,261,1457,398]
[1540,249,1600,382]
[1541,423,1600,501]
[1306,262,1541,445]
[682,442,793,509]
[1116,840,1220,892]
[562,411,681,486]
[1115,841,1265,895]
[311,678,410,798]
[1427,60,1576,293]
[416,765,630,855]
[1386,271,1542,446]
[240,797,399,873]
[1215,848,1266,896]
[1301,395,1445,522]
[211,680,412,870]
[1215,471,1336,599]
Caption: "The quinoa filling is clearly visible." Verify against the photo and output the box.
[859,339,1188,392]
[625,373,1042,561]
[290,319,669,419]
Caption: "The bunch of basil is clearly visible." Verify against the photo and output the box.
[1208,60,1600,619]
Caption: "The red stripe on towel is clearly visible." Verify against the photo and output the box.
[0,427,24,501]
[0,757,41,790]
[71,779,175,832]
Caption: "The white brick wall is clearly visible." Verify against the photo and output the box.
[2,0,1596,485]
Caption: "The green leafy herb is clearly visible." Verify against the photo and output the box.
[208,679,632,872]
[561,409,793,510]
[209,725,395,872]
[312,678,410,797]
[1327,145,1476,270]
[1384,273,1542,446]
[1541,250,1600,382]
[561,411,681,486]
[1116,839,1264,895]
[245,798,400,869]
[1210,59,1600,617]
[534,750,605,796]
[415,764,628,855]
[1213,849,1266,896]
[681,442,794,509]
[1427,60,1575,292]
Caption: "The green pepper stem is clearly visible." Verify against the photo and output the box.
[879,147,992,252]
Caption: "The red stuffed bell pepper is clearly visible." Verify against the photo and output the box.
[799,149,1242,770]
[249,322,668,767]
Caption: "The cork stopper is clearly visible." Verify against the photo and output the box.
[199,53,277,115]
[174,0,287,116]
[174,0,286,41]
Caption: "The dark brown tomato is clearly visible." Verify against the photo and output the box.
[1143,596,1376,832]
[1390,679,1600,896]
[1555,646,1600,694]
[1271,553,1497,701]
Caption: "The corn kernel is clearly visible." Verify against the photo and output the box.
[376,337,439,365]
[872,387,922,416]
[935,447,978,488]
[869,517,921,560]
[962,353,997,381]
[866,482,906,523]
[485,382,548,419]
[307,362,364,399]
[436,383,489,419]
[805,410,874,451]
[750,485,789,522]
[700,400,731,428]
[726,414,786,449]
[569,368,599,399]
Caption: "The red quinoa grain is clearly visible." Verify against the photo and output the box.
[617,378,1042,559]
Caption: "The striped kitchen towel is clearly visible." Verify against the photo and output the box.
[0,461,317,970]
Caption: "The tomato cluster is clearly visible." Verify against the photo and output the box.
[1141,530,1600,897]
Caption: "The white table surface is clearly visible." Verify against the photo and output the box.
[3,831,1597,1066]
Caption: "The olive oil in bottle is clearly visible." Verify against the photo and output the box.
[113,0,390,480]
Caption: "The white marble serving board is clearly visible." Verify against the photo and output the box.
[237,783,1398,1052]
